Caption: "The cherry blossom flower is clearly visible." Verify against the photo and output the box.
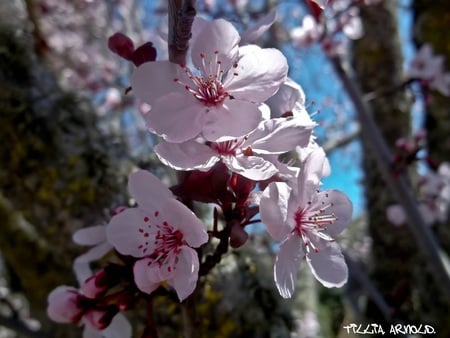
[106,170,208,301]
[131,18,288,143]
[290,15,324,48]
[73,224,113,285]
[408,44,450,96]
[155,117,316,181]
[47,286,132,338]
[387,162,450,226]
[260,149,352,298]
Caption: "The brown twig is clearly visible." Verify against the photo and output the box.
[168,0,197,65]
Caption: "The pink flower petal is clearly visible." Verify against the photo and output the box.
[314,190,353,236]
[297,147,328,203]
[265,78,306,118]
[306,240,348,288]
[167,246,200,301]
[260,182,293,242]
[160,199,208,248]
[190,18,240,72]
[146,93,205,142]
[128,170,173,211]
[274,234,305,299]
[106,208,155,257]
[202,99,263,141]
[73,242,113,284]
[101,313,132,338]
[245,118,316,154]
[241,10,277,44]
[223,155,278,181]
[72,225,107,246]
[130,61,184,105]
[225,46,288,103]
[155,140,219,171]
[133,258,161,294]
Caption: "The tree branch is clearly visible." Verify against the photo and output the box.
[330,56,450,300]
[168,0,197,64]
[322,126,360,153]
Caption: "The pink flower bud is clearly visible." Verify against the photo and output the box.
[81,269,108,299]
[47,286,84,324]
[230,223,249,248]
[108,33,134,60]
[83,306,118,330]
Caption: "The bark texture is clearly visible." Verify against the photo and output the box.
[412,1,450,335]
[352,0,418,330]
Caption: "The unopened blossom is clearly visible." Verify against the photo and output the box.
[155,117,316,181]
[47,286,131,338]
[260,149,352,298]
[106,170,208,301]
[131,18,288,143]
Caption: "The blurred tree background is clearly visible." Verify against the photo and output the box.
[0,0,449,337]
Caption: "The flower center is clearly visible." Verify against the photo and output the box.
[137,212,185,271]
[174,51,238,106]
[293,194,337,253]
[210,138,245,155]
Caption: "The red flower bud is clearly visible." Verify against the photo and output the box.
[108,33,135,60]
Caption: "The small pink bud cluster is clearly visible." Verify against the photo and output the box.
[391,131,427,176]
[47,265,134,335]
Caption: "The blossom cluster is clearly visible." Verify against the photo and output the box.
[407,44,450,97]
[290,0,381,55]
[387,162,450,226]
[47,15,353,337]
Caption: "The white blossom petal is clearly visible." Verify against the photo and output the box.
[160,199,208,248]
[190,18,240,71]
[133,258,161,294]
[73,225,107,246]
[225,46,288,102]
[73,242,113,284]
[260,182,293,242]
[131,61,184,105]
[102,314,131,338]
[274,234,305,298]
[241,10,277,44]
[155,140,219,171]
[167,246,200,301]
[265,77,306,118]
[146,93,205,143]
[106,208,155,257]
[245,118,316,154]
[202,99,263,141]
[128,170,173,211]
[223,155,278,181]
[306,240,348,288]
[315,190,353,236]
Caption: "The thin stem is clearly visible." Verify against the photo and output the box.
[330,56,450,300]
